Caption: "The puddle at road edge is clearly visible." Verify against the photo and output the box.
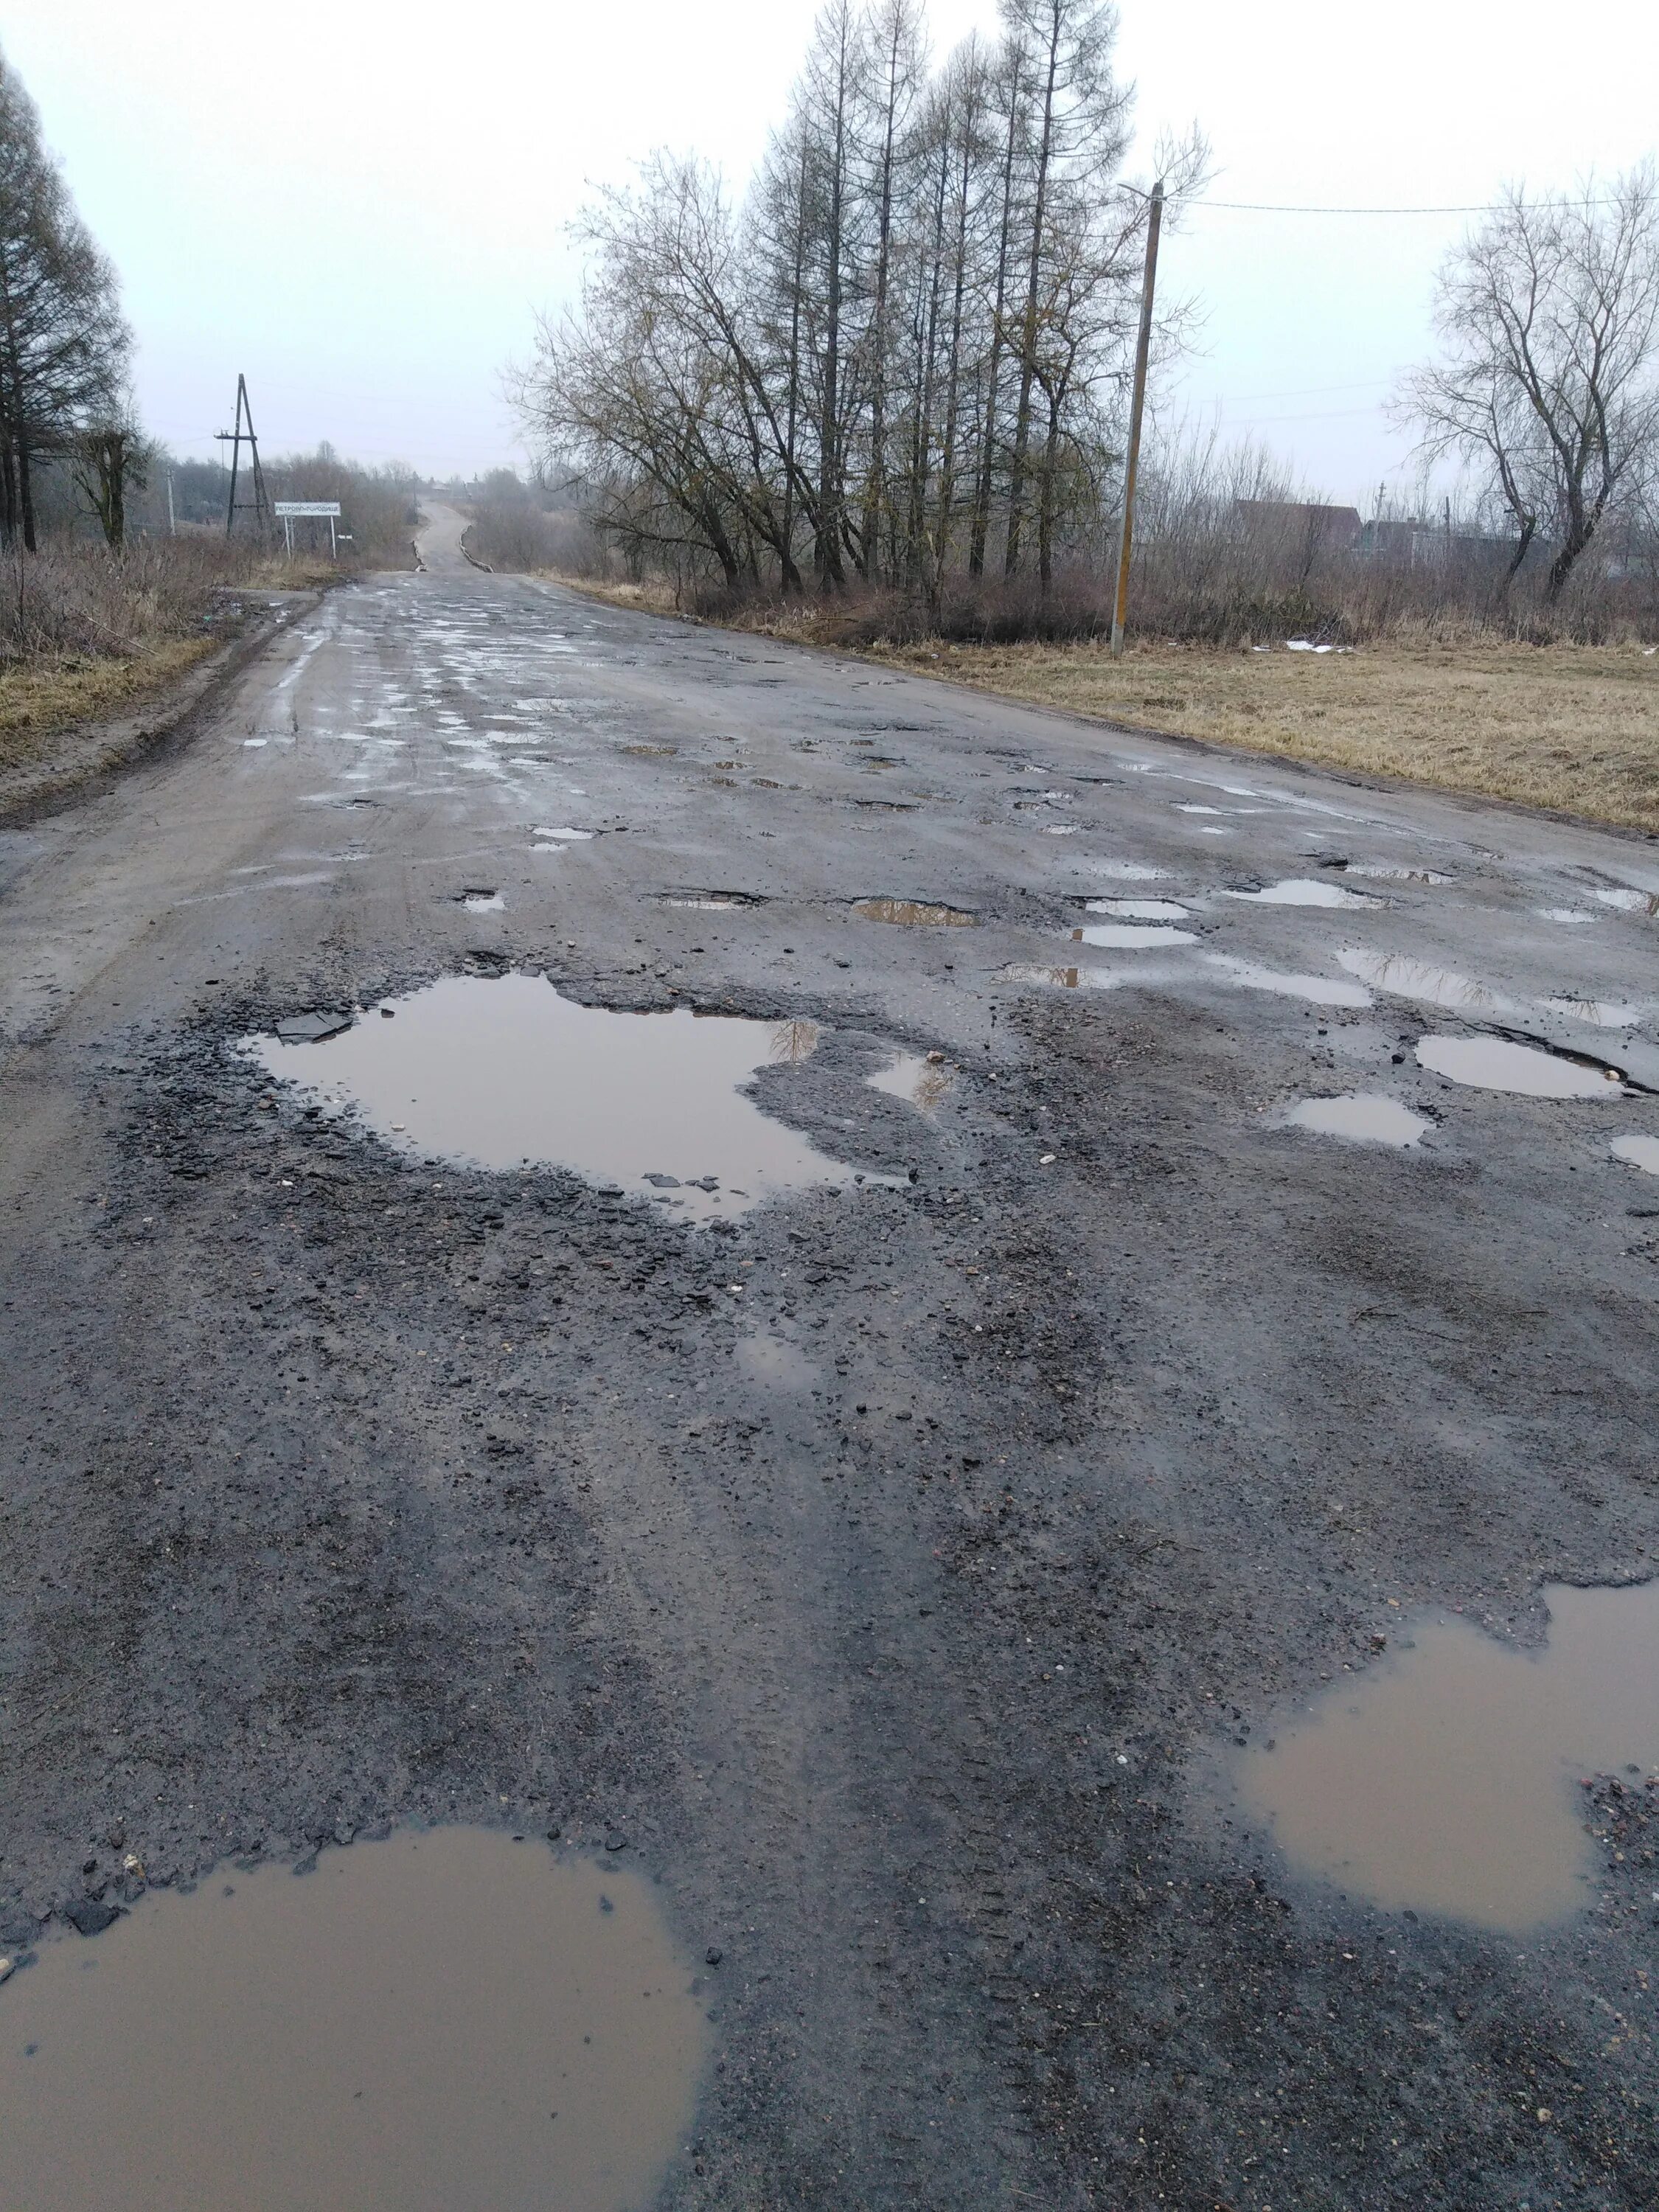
[1287,1095,1430,1147]
[1612,1133,1659,1175]
[852,898,975,928]
[0,1826,708,2212]
[1233,1582,1659,1931]
[248,972,855,1220]
[1416,1034,1625,1099]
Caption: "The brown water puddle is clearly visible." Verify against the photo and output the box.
[0,1827,708,2211]
[249,973,848,1220]
[853,898,975,928]
[1233,1581,1659,1931]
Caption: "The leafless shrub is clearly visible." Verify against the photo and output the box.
[0,535,274,662]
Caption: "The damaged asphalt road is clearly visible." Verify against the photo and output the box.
[1,504,1658,2208]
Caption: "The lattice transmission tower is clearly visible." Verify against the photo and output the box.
[215,374,271,538]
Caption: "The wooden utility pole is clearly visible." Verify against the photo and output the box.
[1110,179,1164,658]
[215,374,271,538]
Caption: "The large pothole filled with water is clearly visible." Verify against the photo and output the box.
[1231,1579,1659,1932]
[248,971,855,1220]
[0,1826,709,2211]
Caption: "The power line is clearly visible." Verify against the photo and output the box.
[1199,197,1616,215]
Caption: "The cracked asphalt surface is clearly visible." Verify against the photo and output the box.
[3,504,1659,2208]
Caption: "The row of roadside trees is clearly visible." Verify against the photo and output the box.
[0,52,132,552]
[513,0,1203,603]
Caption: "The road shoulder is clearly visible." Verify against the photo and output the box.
[0,588,325,830]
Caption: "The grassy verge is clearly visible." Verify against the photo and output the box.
[0,636,218,775]
[866,638,1659,835]
[540,574,1659,836]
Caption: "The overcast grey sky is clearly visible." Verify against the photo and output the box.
[8,0,1658,500]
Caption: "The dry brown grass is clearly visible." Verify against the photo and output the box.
[865,636,1659,835]
[524,572,1659,833]
[0,636,217,773]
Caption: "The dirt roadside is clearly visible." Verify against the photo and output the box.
[0,588,326,830]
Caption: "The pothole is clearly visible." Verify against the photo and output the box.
[1228,878,1382,908]
[1084,897,1190,920]
[1200,953,1373,1009]
[736,1331,819,1390]
[656,891,764,911]
[457,889,503,914]
[1232,1581,1659,1931]
[1287,1094,1429,1146]
[866,1051,953,1109]
[0,1826,708,2211]
[853,898,975,928]
[1611,1133,1659,1175]
[1540,995,1641,1028]
[1336,860,1452,884]
[1336,948,1519,1015]
[1416,1034,1626,1098]
[247,973,855,1220]
[1071,923,1198,949]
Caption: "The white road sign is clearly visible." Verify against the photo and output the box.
[273,501,341,517]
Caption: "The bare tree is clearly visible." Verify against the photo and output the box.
[73,417,149,549]
[998,0,1130,579]
[1401,167,1659,599]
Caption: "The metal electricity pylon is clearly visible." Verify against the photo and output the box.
[215,374,272,538]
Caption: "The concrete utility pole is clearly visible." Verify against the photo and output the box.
[1110,179,1164,659]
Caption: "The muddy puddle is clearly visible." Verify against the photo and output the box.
[250,973,851,1220]
[0,1826,707,2211]
[1416,1034,1624,1099]
[1612,1133,1659,1175]
[853,897,975,927]
[1287,1094,1429,1147]
[1234,1580,1659,1932]
[867,1051,953,1109]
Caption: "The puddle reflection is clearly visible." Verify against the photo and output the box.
[867,1051,953,1110]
